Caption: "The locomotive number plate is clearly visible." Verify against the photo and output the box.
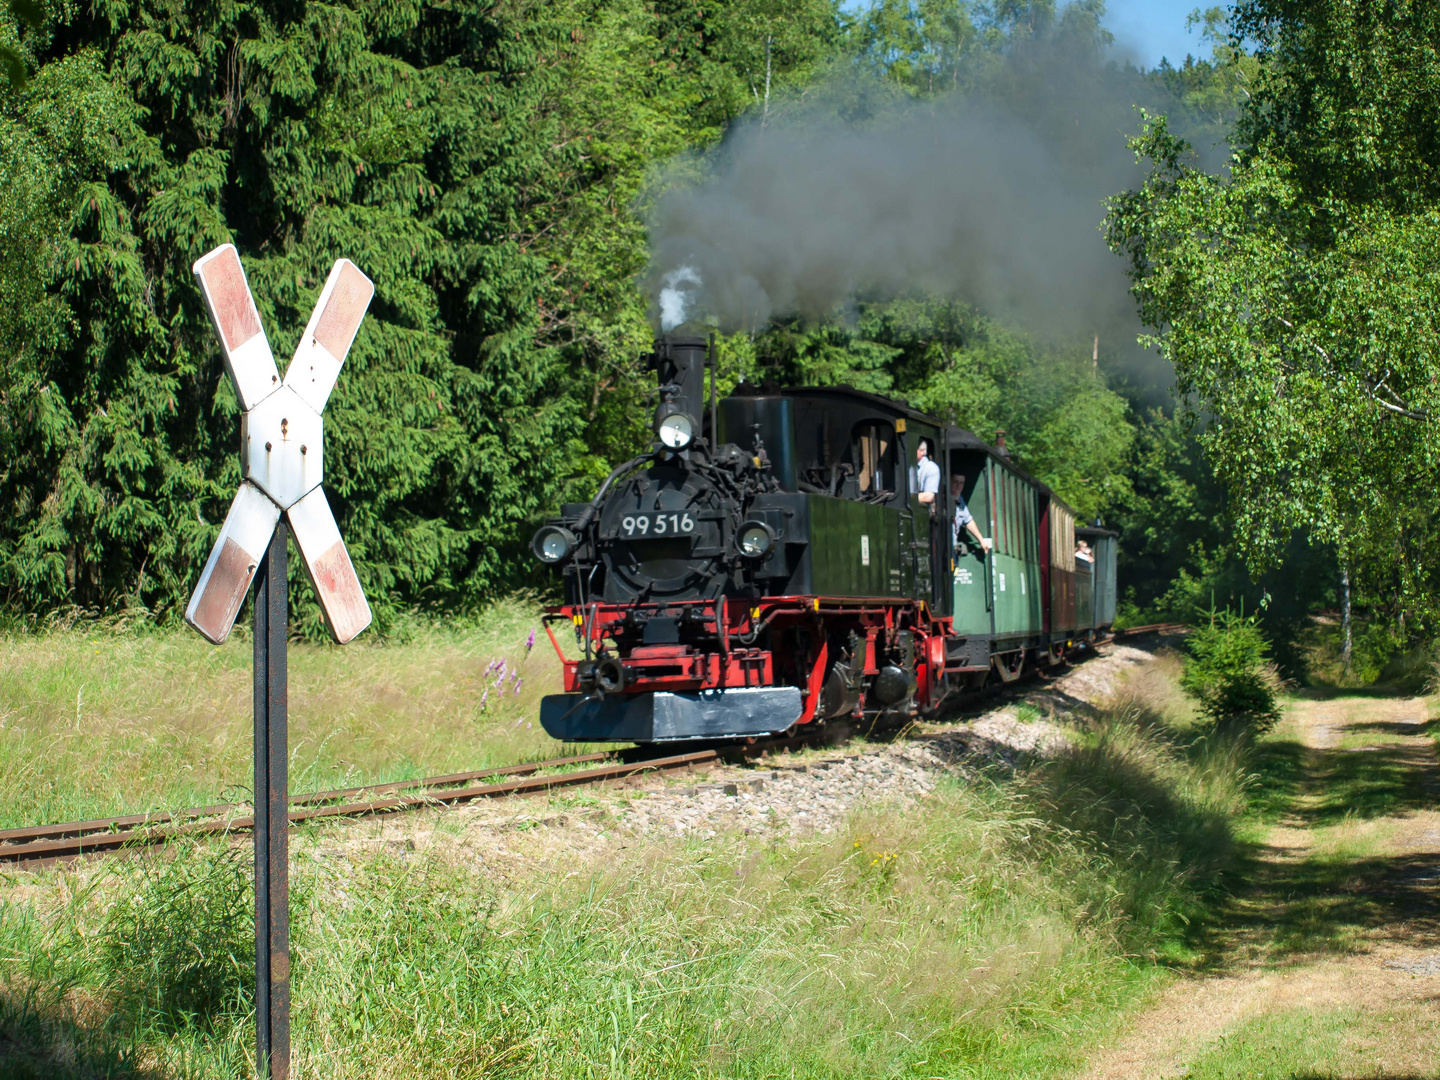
[620,512,696,537]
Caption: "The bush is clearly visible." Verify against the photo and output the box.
[1180,608,1283,736]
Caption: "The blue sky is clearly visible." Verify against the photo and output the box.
[1104,0,1215,68]
[841,1,1219,71]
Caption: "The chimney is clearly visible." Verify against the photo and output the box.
[650,335,708,431]
[994,430,1009,458]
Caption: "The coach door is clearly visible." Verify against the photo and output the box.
[948,450,992,636]
[895,419,933,605]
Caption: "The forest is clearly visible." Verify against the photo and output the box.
[3,0,1439,679]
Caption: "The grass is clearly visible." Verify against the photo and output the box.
[1176,1006,1435,1079]
[0,648,1260,1079]
[0,602,591,830]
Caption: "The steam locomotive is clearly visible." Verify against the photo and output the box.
[533,336,1117,743]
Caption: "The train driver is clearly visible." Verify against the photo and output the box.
[915,438,941,506]
[951,474,993,553]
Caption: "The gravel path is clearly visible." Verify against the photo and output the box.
[312,642,1162,874]
[1076,693,1440,1079]
[606,642,1152,841]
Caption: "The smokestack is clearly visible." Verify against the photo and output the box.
[651,335,709,435]
[994,430,1008,458]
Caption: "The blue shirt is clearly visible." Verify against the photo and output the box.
[954,499,974,539]
[915,456,940,496]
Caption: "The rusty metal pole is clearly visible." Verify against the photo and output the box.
[253,523,290,1080]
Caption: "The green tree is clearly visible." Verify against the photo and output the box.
[1181,605,1283,735]
[0,0,843,628]
[650,0,840,134]
[1106,2,1440,623]
[0,0,44,89]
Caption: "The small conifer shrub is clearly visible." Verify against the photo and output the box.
[1180,607,1283,736]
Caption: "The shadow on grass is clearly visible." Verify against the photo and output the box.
[0,844,253,1079]
[1026,684,1440,969]
[1188,706,1440,965]
[1213,845,1440,961]
[0,996,181,1080]
[1016,714,1244,959]
[1295,741,1435,826]
[1344,720,1431,738]
[1247,736,1309,821]
[1292,683,1425,702]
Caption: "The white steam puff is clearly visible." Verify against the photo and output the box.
[658,265,702,332]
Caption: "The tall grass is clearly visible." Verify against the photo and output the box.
[1299,615,1437,691]
[1,655,1257,1079]
[0,602,577,829]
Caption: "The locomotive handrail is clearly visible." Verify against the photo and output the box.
[571,452,656,533]
[984,547,994,614]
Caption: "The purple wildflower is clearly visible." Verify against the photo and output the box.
[526,628,536,652]
[514,679,523,694]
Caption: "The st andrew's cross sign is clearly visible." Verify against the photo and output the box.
[187,243,372,646]
[186,244,375,1079]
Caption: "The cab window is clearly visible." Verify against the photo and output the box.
[852,421,895,495]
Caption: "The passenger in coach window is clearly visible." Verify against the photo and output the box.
[951,474,992,553]
[914,438,941,506]
[1075,539,1093,563]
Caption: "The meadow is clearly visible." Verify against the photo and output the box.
[0,644,1263,1079]
[0,602,573,830]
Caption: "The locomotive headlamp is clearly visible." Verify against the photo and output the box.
[737,520,776,559]
[654,403,695,449]
[532,524,578,564]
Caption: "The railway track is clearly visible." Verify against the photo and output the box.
[0,742,805,868]
[1112,621,1189,638]
[1,627,1188,868]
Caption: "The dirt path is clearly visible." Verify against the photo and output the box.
[1078,695,1440,1079]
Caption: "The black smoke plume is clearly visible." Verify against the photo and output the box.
[644,32,1229,396]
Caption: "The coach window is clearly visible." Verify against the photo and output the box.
[853,421,895,496]
[1015,478,1023,557]
[993,468,1006,555]
[1003,471,1013,556]
[996,472,1008,552]
[1010,475,1019,557]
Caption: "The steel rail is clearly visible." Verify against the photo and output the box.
[0,747,753,867]
[0,752,619,847]
[1112,622,1189,638]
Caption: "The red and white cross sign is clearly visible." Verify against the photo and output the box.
[185,244,374,645]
